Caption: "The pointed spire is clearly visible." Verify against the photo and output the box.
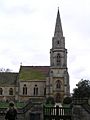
[54,8,63,36]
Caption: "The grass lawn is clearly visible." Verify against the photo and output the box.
[0,102,26,108]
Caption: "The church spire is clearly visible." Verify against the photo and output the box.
[54,8,63,37]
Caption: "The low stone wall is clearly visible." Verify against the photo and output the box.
[72,98,90,120]
[72,105,90,120]
[0,113,25,120]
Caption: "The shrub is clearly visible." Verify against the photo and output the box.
[63,97,72,104]
[46,96,55,105]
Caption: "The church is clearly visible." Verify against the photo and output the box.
[0,9,70,103]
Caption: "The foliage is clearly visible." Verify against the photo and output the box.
[0,68,12,72]
[73,79,90,98]
[46,96,55,105]
[63,97,72,104]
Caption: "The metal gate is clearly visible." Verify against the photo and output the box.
[43,105,72,120]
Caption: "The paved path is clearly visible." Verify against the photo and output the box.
[54,103,62,107]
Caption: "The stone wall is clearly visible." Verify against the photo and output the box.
[72,98,90,120]
[19,80,46,102]
[0,86,16,101]
[72,105,90,120]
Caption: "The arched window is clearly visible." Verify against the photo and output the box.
[23,84,27,95]
[34,85,38,96]
[57,53,60,66]
[44,88,46,95]
[0,88,3,95]
[56,80,61,89]
[9,88,13,95]
[57,41,60,44]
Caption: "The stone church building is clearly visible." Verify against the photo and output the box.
[0,9,70,103]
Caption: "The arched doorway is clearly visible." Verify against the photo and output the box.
[55,93,61,103]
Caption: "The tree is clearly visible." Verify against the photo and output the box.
[73,79,90,98]
[0,68,12,72]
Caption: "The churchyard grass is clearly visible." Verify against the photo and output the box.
[0,101,26,108]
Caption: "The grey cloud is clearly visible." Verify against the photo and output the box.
[71,67,86,78]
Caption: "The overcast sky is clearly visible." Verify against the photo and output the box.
[0,0,90,92]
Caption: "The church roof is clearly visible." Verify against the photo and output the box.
[0,72,18,86]
[19,66,50,81]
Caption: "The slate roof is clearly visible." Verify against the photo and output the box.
[0,72,18,86]
[19,66,50,80]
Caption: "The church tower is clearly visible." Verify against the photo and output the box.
[46,9,70,103]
